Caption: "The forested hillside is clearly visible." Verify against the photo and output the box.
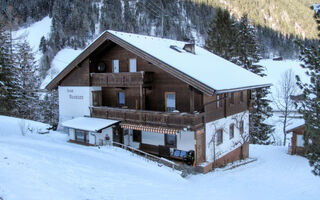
[0,0,318,79]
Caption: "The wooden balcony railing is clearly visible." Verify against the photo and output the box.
[90,72,153,87]
[90,106,205,131]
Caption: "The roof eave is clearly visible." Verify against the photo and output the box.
[215,83,273,94]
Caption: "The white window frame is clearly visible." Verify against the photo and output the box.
[112,59,119,73]
[129,58,137,72]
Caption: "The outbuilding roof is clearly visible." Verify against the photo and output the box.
[62,117,119,132]
[46,30,272,95]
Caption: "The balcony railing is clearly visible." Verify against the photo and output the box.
[90,106,205,131]
[90,72,153,87]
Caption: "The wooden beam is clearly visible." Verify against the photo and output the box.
[189,86,195,113]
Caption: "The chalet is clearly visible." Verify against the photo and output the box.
[46,30,271,173]
[287,123,306,156]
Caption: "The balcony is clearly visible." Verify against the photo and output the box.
[90,72,153,87]
[90,106,205,131]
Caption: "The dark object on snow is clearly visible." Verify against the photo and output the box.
[47,123,57,131]
[273,56,283,61]
[185,150,195,165]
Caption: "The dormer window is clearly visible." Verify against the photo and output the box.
[112,60,119,73]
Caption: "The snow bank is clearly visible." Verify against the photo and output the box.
[40,48,83,89]
[0,115,50,137]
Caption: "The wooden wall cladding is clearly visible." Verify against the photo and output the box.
[60,58,90,86]
[203,91,248,123]
[95,45,203,113]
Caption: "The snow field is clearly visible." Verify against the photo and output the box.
[1,116,320,200]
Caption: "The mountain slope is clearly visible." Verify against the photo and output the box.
[196,0,317,39]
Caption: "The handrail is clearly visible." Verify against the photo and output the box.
[109,141,181,171]
[91,106,205,130]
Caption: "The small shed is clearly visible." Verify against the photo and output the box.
[62,117,119,146]
[286,124,305,156]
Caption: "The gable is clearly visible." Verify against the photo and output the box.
[46,30,272,95]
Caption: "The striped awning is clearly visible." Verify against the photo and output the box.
[121,123,180,135]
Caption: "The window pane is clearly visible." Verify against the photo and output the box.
[129,58,137,72]
[240,121,244,134]
[119,92,125,105]
[133,130,141,142]
[297,135,304,147]
[217,95,220,108]
[76,130,85,142]
[230,124,234,139]
[216,130,223,144]
[166,93,175,112]
[113,60,119,73]
[166,134,176,147]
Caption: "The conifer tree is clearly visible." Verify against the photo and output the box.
[295,5,320,176]
[205,8,238,62]
[235,14,274,144]
[14,40,40,120]
[0,23,19,115]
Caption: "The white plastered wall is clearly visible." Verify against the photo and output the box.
[142,131,164,146]
[205,111,249,162]
[140,130,195,151]
[58,86,101,126]
[67,126,113,146]
[177,131,195,151]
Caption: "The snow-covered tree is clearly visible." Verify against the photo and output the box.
[234,14,274,145]
[294,5,320,176]
[0,23,19,115]
[40,90,58,127]
[14,40,40,120]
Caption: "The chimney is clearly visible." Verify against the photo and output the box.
[183,43,195,54]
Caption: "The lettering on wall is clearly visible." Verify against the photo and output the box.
[69,94,84,100]
[67,89,84,100]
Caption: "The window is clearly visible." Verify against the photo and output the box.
[129,58,137,72]
[118,91,125,106]
[165,134,177,147]
[229,124,234,139]
[228,92,234,104]
[75,130,88,143]
[133,130,141,142]
[165,92,176,112]
[216,129,223,145]
[112,59,119,73]
[217,95,220,108]
[297,135,304,147]
[240,120,244,135]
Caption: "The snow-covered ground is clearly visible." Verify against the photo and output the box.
[40,48,82,89]
[12,16,51,62]
[1,116,319,200]
[259,59,308,145]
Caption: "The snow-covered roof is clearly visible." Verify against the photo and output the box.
[46,30,272,94]
[107,30,271,93]
[62,117,119,132]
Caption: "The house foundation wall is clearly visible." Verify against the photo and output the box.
[198,143,249,173]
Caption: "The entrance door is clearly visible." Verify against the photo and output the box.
[113,127,123,144]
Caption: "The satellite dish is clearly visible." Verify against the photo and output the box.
[97,62,106,72]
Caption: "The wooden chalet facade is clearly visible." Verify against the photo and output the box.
[46,30,271,173]
[287,124,306,156]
